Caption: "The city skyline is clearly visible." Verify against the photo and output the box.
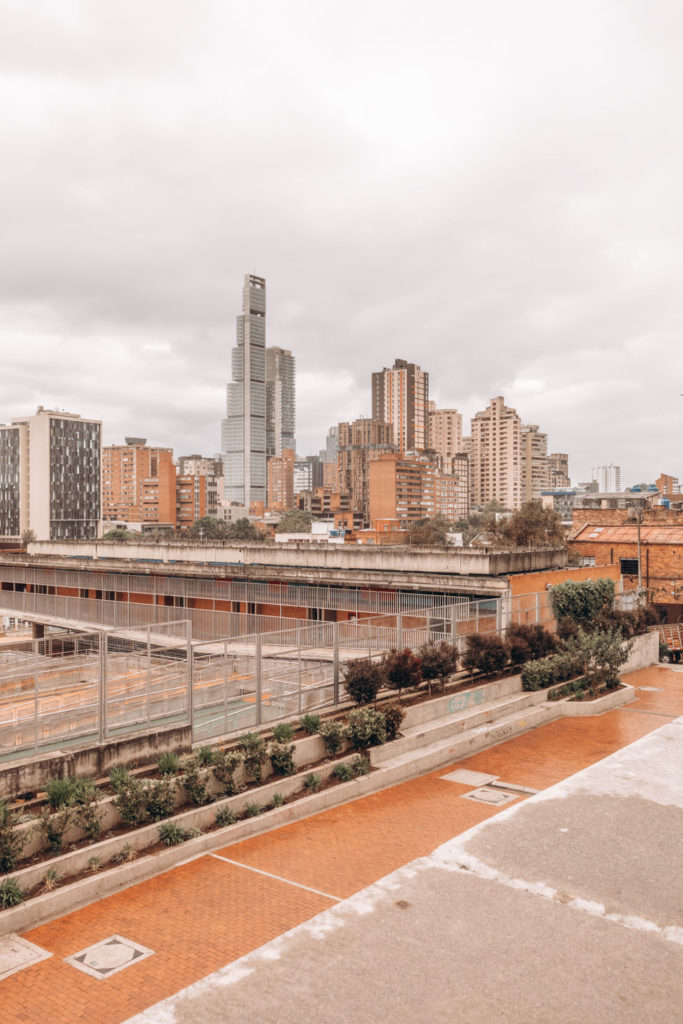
[0,2,681,486]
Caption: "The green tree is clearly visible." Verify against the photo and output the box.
[276,510,314,533]
[187,517,228,540]
[342,658,385,705]
[559,628,630,696]
[382,648,422,697]
[549,578,616,626]
[418,640,459,694]
[103,528,138,541]
[407,515,452,547]
[493,501,565,548]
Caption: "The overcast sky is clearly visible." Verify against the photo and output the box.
[1,0,681,487]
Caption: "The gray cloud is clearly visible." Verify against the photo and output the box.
[0,0,681,484]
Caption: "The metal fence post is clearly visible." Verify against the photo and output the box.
[475,601,480,634]
[255,633,262,727]
[333,622,339,706]
[186,623,194,738]
[223,640,229,734]
[146,626,152,725]
[535,592,540,624]
[99,631,107,742]
[33,668,40,754]
[451,606,458,645]
[397,613,403,649]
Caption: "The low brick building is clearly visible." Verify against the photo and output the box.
[569,507,683,622]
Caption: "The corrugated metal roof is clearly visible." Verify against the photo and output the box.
[573,525,683,544]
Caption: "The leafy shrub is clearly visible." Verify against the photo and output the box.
[268,741,296,777]
[186,826,203,840]
[506,623,557,666]
[245,802,262,817]
[38,806,73,855]
[0,799,28,873]
[304,773,322,793]
[112,843,137,863]
[382,703,405,742]
[212,750,243,796]
[0,877,25,908]
[158,752,180,776]
[549,578,615,626]
[272,792,285,807]
[146,778,177,821]
[158,821,187,846]
[215,806,236,827]
[346,707,387,748]
[557,616,579,641]
[272,722,294,742]
[73,784,103,842]
[382,648,422,696]
[46,777,77,810]
[182,761,212,806]
[196,745,217,767]
[521,657,557,691]
[418,640,459,694]
[548,679,587,701]
[300,713,322,735]
[332,762,354,782]
[342,658,386,705]
[560,628,630,696]
[108,766,131,792]
[114,778,150,827]
[318,719,346,756]
[350,755,371,776]
[240,733,268,784]
[462,634,509,678]
[88,855,101,873]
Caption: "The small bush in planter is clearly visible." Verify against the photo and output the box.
[318,719,346,756]
[382,648,422,697]
[346,707,387,749]
[332,762,354,782]
[300,713,321,735]
[158,821,187,846]
[245,802,262,817]
[196,745,217,767]
[0,877,25,908]
[46,777,77,810]
[240,733,268,784]
[272,792,285,807]
[38,806,73,855]
[382,703,405,741]
[272,722,295,742]
[462,634,509,678]
[0,799,28,873]
[215,807,236,827]
[350,755,371,776]
[342,658,386,705]
[268,741,296,777]
[507,623,557,667]
[182,761,212,806]
[114,777,151,827]
[304,773,322,794]
[109,765,131,793]
[158,752,180,776]
[213,749,243,796]
[146,778,177,821]
[521,657,556,691]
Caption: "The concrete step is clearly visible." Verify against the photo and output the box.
[372,703,559,777]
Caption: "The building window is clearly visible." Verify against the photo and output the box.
[620,557,639,576]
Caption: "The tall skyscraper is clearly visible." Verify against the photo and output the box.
[371,358,429,452]
[222,275,267,508]
[266,347,295,456]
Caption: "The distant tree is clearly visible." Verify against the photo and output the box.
[20,529,37,545]
[224,518,264,542]
[187,517,228,540]
[407,515,452,547]
[275,510,314,534]
[493,501,565,548]
[103,528,138,541]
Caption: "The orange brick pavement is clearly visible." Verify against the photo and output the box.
[0,665,680,1024]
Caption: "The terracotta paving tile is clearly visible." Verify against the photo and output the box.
[2,856,330,1024]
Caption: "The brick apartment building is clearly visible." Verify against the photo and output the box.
[103,439,176,529]
[266,449,295,511]
[369,451,469,526]
[569,506,683,622]
[176,474,207,530]
[337,418,395,524]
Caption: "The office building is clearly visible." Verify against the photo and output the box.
[372,358,429,451]
[265,347,295,457]
[0,407,101,541]
[222,274,267,508]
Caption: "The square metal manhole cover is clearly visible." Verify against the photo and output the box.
[65,935,154,980]
[462,786,520,806]
[0,935,51,980]
[638,686,660,692]
[440,769,498,787]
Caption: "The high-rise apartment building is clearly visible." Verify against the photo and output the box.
[592,464,621,492]
[369,452,469,525]
[0,407,101,541]
[102,439,176,527]
[428,408,463,465]
[267,449,295,511]
[337,418,395,522]
[176,474,207,530]
[469,396,522,510]
[320,426,339,489]
[372,358,429,451]
[222,274,267,508]
[549,452,571,489]
[177,455,223,518]
[520,424,551,502]
[265,347,295,457]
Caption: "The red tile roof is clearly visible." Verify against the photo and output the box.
[573,525,683,544]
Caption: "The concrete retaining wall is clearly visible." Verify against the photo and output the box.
[622,631,659,673]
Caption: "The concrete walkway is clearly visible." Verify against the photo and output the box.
[1,665,681,1023]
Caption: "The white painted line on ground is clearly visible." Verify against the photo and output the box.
[209,853,342,903]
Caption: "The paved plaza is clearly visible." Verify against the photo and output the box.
[0,664,681,1023]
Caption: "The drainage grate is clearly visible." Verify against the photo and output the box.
[0,935,51,981]
[65,935,154,980]
[462,786,519,806]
